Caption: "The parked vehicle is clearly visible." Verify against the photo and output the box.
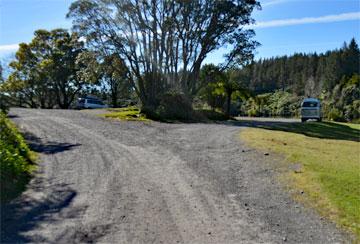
[301,98,322,122]
[77,96,108,109]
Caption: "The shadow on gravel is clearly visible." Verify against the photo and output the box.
[23,132,81,154]
[225,120,359,142]
[0,182,79,243]
[7,114,19,119]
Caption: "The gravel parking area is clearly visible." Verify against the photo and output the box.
[1,108,349,243]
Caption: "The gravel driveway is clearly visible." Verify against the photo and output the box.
[1,108,349,243]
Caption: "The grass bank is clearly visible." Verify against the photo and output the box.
[99,106,149,121]
[0,113,36,203]
[99,106,230,122]
[240,122,360,240]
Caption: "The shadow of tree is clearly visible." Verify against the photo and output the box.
[23,132,81,154]
[1,179,110,243]
[6,114,19,119]
[226,120,360,142]
[0,182,78,243]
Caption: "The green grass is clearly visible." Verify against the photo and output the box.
[100,106,233,123]
[0,113,36,203]
[240,122,360,240]
[99,106,150,121]
[242,120,359,142]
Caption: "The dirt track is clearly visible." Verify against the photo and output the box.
[1,108,349,243]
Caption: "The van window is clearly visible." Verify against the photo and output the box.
[86,99,104,105]
[87,99,96,104]
[302,101,318,107]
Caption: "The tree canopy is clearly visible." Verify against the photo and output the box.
[237,38,360,96]
[2,29,88,108]
[67,0,259,108]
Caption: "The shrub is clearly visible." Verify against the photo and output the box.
[155,92,194,121]
[248,108,257,117]
[0,113,35,203]
[327,108,346,122]
[344,100,360,122]
[141,105,163,121]
[0,93,10,114]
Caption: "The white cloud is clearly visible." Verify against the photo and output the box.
[259,41,341,51]
[251,12,360,28]
[261,0,290,7]
[0,44,19,52]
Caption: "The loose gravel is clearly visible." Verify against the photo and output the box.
[1,108,350,243]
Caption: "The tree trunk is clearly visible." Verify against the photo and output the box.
[226,90,232,118]
[110,78,118,108]
[111,91,118,108]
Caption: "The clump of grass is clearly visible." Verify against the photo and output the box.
[100,106,149,121]
[240,122,360,240]
[0,113,36,203]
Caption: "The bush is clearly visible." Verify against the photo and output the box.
[248,108,257,117]
[155,92,194,121]
[344,100,360,122]
[141,105,164,121]
[240,91,301,118]
[0,113,35,203]
[0,93,10,114]
[327,108,346,122]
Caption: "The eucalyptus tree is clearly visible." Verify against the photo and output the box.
[67,0,259,110]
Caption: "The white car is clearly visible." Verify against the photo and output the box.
[77,97,108,109]
[300,98,322,122]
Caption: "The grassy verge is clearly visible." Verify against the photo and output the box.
[0,113,36,203]
[99,106,150,121]
[240,122,360,240]
[99,106,231,122]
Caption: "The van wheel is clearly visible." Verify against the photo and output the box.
[301,118,307,123]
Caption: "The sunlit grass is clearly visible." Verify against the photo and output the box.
[99,106,150,121]
[240,122,360,240]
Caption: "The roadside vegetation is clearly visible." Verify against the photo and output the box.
[236,39,360,122]
[0,113,36,203]
[240,122,360,240]
[99,105,229,123]
[100,106,149,122]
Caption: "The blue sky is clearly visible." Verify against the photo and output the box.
[0,0,359,63]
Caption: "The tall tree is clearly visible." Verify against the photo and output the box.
[76,51,132,107]
[67,0,259,110]
[0,64,3,83]
[5,29,89,109]
[102,54,131,107]
[341,38,360,77]
[6,43,41,108]
[238,38,360,96]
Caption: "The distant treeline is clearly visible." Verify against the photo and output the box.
[236,38,360,122]
[240,38,360,96]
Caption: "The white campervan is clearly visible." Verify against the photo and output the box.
[300,98,322,122]
[77,96,108,109]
